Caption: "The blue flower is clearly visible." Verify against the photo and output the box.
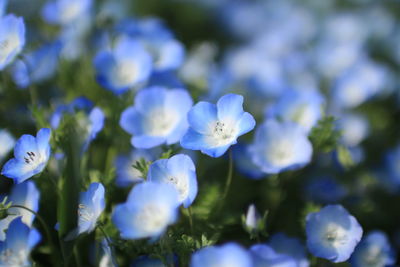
[83,107,105,151]
[269,233,309,267]
[350,231,395,267]
[233,144,264,179]
[181,94,255,157]
[116,18,185,72]
[265,89,324,133]
[0,217,41,266]
[249,244,298,267]
[11,41,62,88]
[249,119,312,174]
[190,242,252,267]
[41,0,92,25]
[0,129,15,162]
[1,128,51,184]
[337,113,369,147]
[65,182,105,240]
[120,86,193,149]
[50,96,93,129]
[0,14,25,70]
[306,205,363,263]
[112,182,179,240]
[148,154,197,208]
[94,37,152,94]
[115,149,158,187]
[0,181,40,241]
[305,177,347,204]
[0,0,7,17]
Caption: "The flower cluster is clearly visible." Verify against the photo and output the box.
[0,0,399,266]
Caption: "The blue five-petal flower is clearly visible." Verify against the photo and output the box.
[181,93,256,158]
[1,128,51,184]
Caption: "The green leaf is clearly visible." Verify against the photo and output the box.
[337,145,355,169]
[309,116,341,153]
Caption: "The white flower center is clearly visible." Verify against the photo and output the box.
[60,3,81,23]
[167,175,189,202]
[265,139,294,167]
[0,35,20,63]
[323,223,348,248]
[112,60,138,86]
[21,150,44,174]
[78,204,94,222]
[134,204,170,233]
[207,120,237,147]
[0,249,28,266]
[363,245,384,266]
[145,108,179,136]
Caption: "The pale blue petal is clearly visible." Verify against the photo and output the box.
[217,94,244,122]
[120,107,143,135]
[135,87,166,114]
[131,135,165,149]
[236,112,256,136]
[13,134,38,161]
[187,102,217,134]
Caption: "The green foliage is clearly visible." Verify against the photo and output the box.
[337,145,355,169]
[309,116,341,153]
[132,158,151,179]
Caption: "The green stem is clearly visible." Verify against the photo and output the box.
[9,205,59,266]
[97,224,117,266]
[221,149,234,202]
[187,207,194,235]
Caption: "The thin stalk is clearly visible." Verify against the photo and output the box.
[187,206,194,235]
[214,149,234,215]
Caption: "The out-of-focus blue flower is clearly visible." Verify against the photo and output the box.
[117,18,185,72]
[112,182,179,240]
[115,149,157,187]
[249,119,312,174]
[0,129,15,161]
[65,182,105,240]
[94,37,152,94]
[269,233,309,267]
[381,144,400,190]
[50,96,93,129]
[337,113,369,147]
[0,14,25,70]
[41,0,92,25]
[99,239,117,267]
[233,144,264,179]
[148,154,197,208]
[120,86,193,149]
[131,256,167,267]
[0,181,40,241]
[0,217,41,266]
[350,231,395,267]
[50,98,104,151]
[332,59,388,109]
[306,205,363,263]
[0,0,7,17]
[305,177,347,204]
[266,89,324,133]
[11,41,62,88]
[249,244,297,267]
[1,128,51,184]
[190,242,252,267]
[181,94,255,158]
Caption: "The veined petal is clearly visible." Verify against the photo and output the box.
[236,112,256,136]
[119,107,143,135]
[217,94,244,123]
[13,134,38,160]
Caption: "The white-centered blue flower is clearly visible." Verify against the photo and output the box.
[94,37,152,94]
[41,0,92,25]
[233,144,264,180]
[65,182,105,240]
[112,182,179,240]
[181,94,256,158]
[269,233,309,267]
[0,14,25,70]
[120,86,193,149]
[148,154,197,208]
[266,89,324,133]
[350,231,395,267]
[0,217,41,267]
[190,242,253,267]
[306,205,363,263]
[1,128,51,184]
[249,119,312,174]
[0,129,15,162]
[249,244,298,267]
[337,113,369,147]
[0,181,40,241]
